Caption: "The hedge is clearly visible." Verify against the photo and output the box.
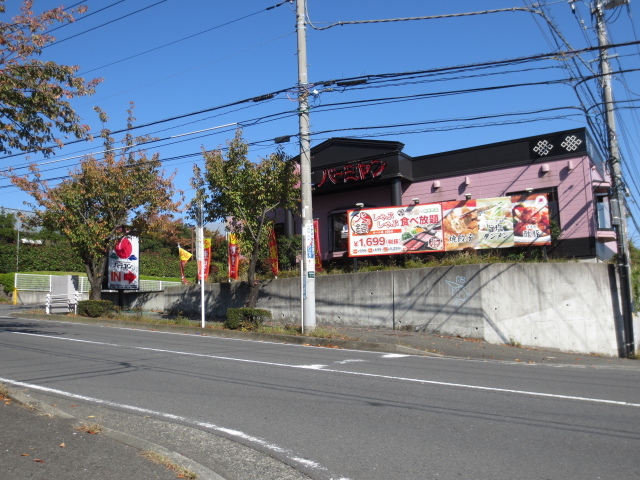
[224,308,271,331]
[77,300,115,318]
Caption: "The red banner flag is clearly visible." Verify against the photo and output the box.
[267,227,279,277]
[197,238,212,281]
[228,233,240,280]
[313,218,323,271]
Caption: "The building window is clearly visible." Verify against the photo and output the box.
[329,211,349,252]
[596,195,612,229]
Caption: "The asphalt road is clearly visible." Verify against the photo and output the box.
[1,316,639,480]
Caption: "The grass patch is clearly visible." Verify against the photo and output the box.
[140,451,197,479]
[256,323,301,335]
[305,327,349,339]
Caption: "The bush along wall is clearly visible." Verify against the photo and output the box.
[0,241,85,273]
[224,308,271,331]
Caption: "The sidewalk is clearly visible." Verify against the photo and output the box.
[0,389,185,480]
[327,325,640,368]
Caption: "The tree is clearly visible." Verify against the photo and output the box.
[0,209,16,243]
[192,129,299,307]
[6,105,181,299]
[0,0,101,156]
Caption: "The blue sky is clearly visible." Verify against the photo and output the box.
[1,1,639,238]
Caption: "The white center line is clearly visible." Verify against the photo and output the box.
[5,330,640,408]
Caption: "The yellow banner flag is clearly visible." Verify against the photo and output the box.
[179,246,192,262]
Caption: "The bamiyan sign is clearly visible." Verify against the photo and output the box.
[108,236,139,289]
[347,194,551,257]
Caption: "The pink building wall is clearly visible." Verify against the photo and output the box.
[309,154,614,260]
[403,154,595,241]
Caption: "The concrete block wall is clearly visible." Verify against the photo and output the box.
[164,263,625,356]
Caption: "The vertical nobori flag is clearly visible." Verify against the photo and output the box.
[228,233,240,280]
[313,218,323,271]
[197,238,212,281]
[178,245,192,284]
[267,227,278,277]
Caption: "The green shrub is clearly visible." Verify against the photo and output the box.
[0,272,14,295]
[77,300,114,318]
[224,308,271,331]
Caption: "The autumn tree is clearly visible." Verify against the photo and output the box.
[0,0,101,156]
[192,130,299,307]
[6,105,181,299]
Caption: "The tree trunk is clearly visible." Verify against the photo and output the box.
[244,242,261,308]
[85,255,107,301]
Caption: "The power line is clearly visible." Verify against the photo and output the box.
[47,1,126,34]
[79,0,294,75]
[44,0,170,48]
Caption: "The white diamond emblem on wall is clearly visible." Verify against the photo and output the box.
[533,140,554,156]
[561,135,582,152]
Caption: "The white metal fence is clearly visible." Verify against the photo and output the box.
[14,273,180,293]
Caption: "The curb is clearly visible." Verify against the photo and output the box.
[6,388,226,480]
[9,311,441,357]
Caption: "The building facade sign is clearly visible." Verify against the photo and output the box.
[348,203,444,257]
[316,159,388,189]
[348,194,550,257]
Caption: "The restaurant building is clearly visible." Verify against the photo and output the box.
[286,128,616,263]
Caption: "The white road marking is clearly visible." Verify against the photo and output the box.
[0,376,329,474]
[335,359,366,364]
[5,330,640,408]
[381,354,410,358]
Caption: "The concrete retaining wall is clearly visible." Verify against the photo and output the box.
[164,263,628,356]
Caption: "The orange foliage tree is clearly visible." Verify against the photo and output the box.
[0,0,101,156]
[6,105,181,299]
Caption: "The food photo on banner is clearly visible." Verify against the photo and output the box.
[347,203,444,257]
[348,195,551,258]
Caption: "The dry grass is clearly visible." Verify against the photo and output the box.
[74,422,103,434]
[0,383,9,399]
[140,451,197,479]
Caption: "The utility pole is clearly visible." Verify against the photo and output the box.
[296,0,316,331]
[594,0,634,357]
[196,200,206,328]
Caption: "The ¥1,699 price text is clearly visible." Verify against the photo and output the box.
[352,236,392,247]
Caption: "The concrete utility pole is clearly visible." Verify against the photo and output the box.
[594,0,634,357]
[296,0,316,331]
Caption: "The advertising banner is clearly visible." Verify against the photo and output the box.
[304,223,316,278]
[178,246,192,284]
[313,218,323,271]
[108,236,139,290]
[349,194,551,258]
[228,233,240,280]
[197,238,212,281]
[267,227,279,277]
[512,194,552,246]
[442,197,515,250]
[347,203,444,257]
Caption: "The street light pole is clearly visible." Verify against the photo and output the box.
[595,0,634,357]
[296,0,316,332]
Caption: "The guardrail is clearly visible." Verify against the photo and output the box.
[15,273,180,293]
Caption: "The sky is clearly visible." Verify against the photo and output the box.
[1,0,639,238]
